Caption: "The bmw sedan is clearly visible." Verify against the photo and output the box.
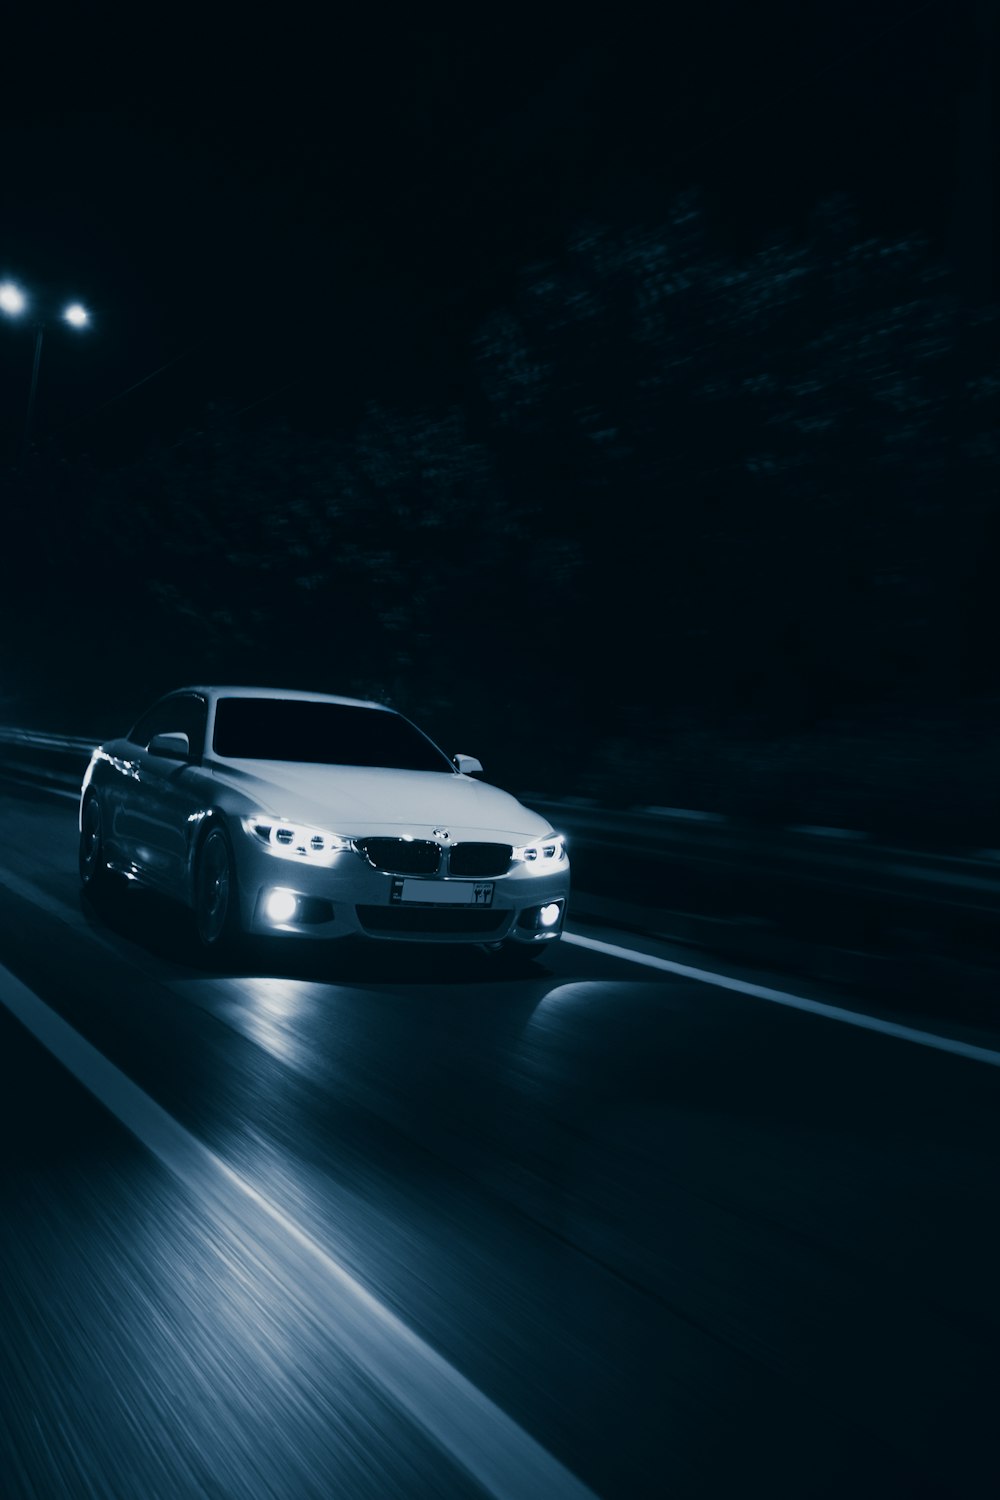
[79,687,569,958]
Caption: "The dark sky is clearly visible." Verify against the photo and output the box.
[0,1,982,461]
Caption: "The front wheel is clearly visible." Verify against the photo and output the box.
[194,825,242,956]
[79,794,110,894]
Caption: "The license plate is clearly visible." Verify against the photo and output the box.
[391,879,494,906]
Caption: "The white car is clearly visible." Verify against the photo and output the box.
[79,687,569,959]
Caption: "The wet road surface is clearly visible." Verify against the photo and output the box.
[0,788,997,1498]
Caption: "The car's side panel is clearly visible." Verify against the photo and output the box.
[112,694,211,892]
[118,753,204,890]
[90,743,141,871]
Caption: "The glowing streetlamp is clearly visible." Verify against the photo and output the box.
[0,282,91,465]
[0,282,26,315]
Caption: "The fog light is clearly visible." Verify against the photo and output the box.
[539,902,562,928]
[265,888,298,923]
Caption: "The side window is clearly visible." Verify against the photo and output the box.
[129,696,207,759]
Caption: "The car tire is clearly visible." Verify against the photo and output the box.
[79,793,112,895]
[194,824,242,957]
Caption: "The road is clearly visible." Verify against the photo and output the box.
[0,783,997,1499]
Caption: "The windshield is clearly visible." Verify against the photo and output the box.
[212,698,455,771]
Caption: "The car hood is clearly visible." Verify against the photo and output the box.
[205,759,554,842]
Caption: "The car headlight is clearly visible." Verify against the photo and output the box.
[512,833,566,866]
[241,816,354,864]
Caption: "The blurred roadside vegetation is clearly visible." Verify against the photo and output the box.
[5,195,998,846]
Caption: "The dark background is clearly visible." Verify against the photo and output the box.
[1,2,996,839]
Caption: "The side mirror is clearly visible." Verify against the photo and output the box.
[453,753,483,776]
[149,731,190,761]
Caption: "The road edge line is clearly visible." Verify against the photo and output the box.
[0,960,600,1500]
[564,931,1000,1069]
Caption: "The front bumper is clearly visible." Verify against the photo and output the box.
[232,837,570,944]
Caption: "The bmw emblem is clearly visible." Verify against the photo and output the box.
[433,828,451,841]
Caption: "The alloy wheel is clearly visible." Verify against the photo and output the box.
[196,829,233,946]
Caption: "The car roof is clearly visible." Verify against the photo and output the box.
[168,686,393,711]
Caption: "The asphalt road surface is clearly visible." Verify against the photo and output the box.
[0,785,997,1499]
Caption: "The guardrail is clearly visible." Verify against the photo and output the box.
[0,729,101,755]
[522,795,1000,895]
[0,727,97,799]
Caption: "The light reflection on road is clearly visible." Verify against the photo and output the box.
[222,975,314,1068]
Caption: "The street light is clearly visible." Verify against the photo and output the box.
[0,281,90,464]
[0,282,26,315]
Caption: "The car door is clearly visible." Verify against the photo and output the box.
[118,694,209,891]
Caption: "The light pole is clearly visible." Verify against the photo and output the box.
[0,282,90,466]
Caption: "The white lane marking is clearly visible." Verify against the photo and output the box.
[564,931,1000,1070]
[0,963,598,1500]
